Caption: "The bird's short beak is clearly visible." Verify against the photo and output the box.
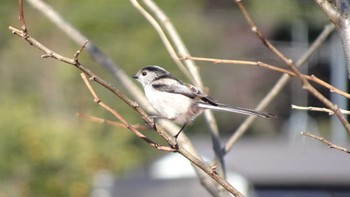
[132,74,138,79]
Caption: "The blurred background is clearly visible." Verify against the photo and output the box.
[1,0,350,196]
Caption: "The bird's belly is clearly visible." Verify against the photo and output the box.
[145,90,193,122]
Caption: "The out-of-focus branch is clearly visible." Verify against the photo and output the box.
[235,0,350,134]
[183,56,350,99]
[140,0,202,86]
[129,0,193,83]
[301,132,350,154]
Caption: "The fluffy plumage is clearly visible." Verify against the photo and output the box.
[132,65,274,137]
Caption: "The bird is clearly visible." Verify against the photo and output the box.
[132,65,275,139]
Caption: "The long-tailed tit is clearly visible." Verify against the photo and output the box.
[132,65,274,138]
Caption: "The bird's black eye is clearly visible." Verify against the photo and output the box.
[141,71,147,76]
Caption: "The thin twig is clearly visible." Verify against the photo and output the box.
[77,113,149,130]
[301,132,350,154]
[234,0,350,134]
[292,104,350,115]
[183,56,350,99]
[74,40,89,61]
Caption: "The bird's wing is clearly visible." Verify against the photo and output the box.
[152,79,218,105]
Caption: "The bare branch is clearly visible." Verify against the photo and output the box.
[234,0,350,134]
[301,132,350,154]
[292,104,350,115]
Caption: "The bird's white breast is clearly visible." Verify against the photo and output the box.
[144,85,194,123]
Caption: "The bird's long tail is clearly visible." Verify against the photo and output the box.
[196,103,275,118]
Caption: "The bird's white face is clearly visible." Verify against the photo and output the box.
[132,66,169,86]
